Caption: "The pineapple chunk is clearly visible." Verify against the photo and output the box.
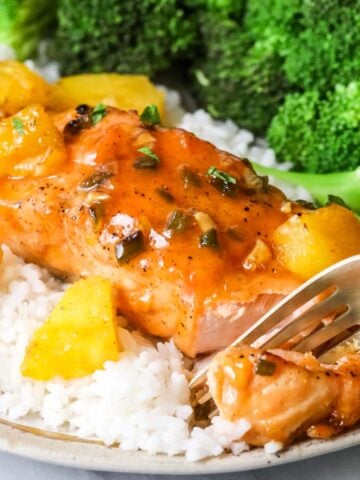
[21,276,120,380]
[0,104,66,177]
[49,73,165,118]
[272,204,360,280]
[0,61,50,116]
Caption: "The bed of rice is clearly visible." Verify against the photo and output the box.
[0,45,295,461]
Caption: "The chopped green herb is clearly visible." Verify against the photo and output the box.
[115,231,145,264]
[88,201,105,225]
[255,358,277,376]
[91,103,107,125]
[207,166,239,198]
[325,194,351,210]
[134,146,160,170]
[140,104,161,126]
[199,228,219,249]
[156,187,175,203]
[133,157,158,169]
[137,146,160,162]
[12,117,24,135]
[181,166,201,189]
[166,210,191,234]
[80,171,113,191]
[208,166,237,185]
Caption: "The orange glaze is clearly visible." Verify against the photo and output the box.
[0,106,301,356]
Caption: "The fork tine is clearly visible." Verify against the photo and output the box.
[257,288,341,350]
[295,309,358,353]
[232,255,360,349]
[189,255,360,405]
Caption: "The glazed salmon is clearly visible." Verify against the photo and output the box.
[0,106,302,356]
[208,345,360,445]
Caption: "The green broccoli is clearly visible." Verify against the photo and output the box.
[191,0,305,135]
[0,0,56,60]
[243,0,303,48]
[284,0,360,93]
[253,163,360,214]
[267,82,360,173]
[55,0,196,77]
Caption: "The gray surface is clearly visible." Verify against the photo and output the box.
[1,446,360,480]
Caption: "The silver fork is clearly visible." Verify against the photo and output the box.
[190,254,360,409]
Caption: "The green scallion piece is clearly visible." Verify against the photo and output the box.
[134,146,160,170]
[255,358,277,376]
[181,166,201,189]
[166,210,191,234]
[208,166,237,185]
[137,146,160,162]
[199,228,219,249]
[115,231,145,264]
[88,201,105,225]
[140,104,161,125]
[207,166,239,198]
[91,103,107,125]
[12,117,24,135]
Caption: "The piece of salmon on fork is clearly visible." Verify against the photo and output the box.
[0,105,359,356]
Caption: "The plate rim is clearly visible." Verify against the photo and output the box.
[1,421,360,474]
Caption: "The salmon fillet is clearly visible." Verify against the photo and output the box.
[208,345,360,445]
[0,106,301,356]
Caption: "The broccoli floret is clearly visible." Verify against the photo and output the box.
[192,10,290,135]
[0,0,56,60]
[243,0,303,47]
[185,0,245,19]
[55,0,196,77]
[268,82,360,173]
[284,0,360,92]
[191,0,305,135]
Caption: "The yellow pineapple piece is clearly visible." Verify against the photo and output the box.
[272,204,360,280]
[0,61,50,116]
[49,73,165,118]
[0,104,66,177]
[21,276,120,380]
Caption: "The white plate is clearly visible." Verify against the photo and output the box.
[1,420,360,474]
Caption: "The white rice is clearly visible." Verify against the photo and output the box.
[0,44,301,460]
[0,246,252,461]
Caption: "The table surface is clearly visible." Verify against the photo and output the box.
[1,446,360,480]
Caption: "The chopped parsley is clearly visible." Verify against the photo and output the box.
[255,358,277,376]
[115,231,145,264]
[181,166,201,189]
[12,117,24,135]
[207,166,237,184]
[134,146,160,169]
[137,146,160,162]
[207,166,239,198]
[91,103,107,125]
[166,210,191,234]
[88,201,105,226]
[199,228,219,249]
[140,104,161,126]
